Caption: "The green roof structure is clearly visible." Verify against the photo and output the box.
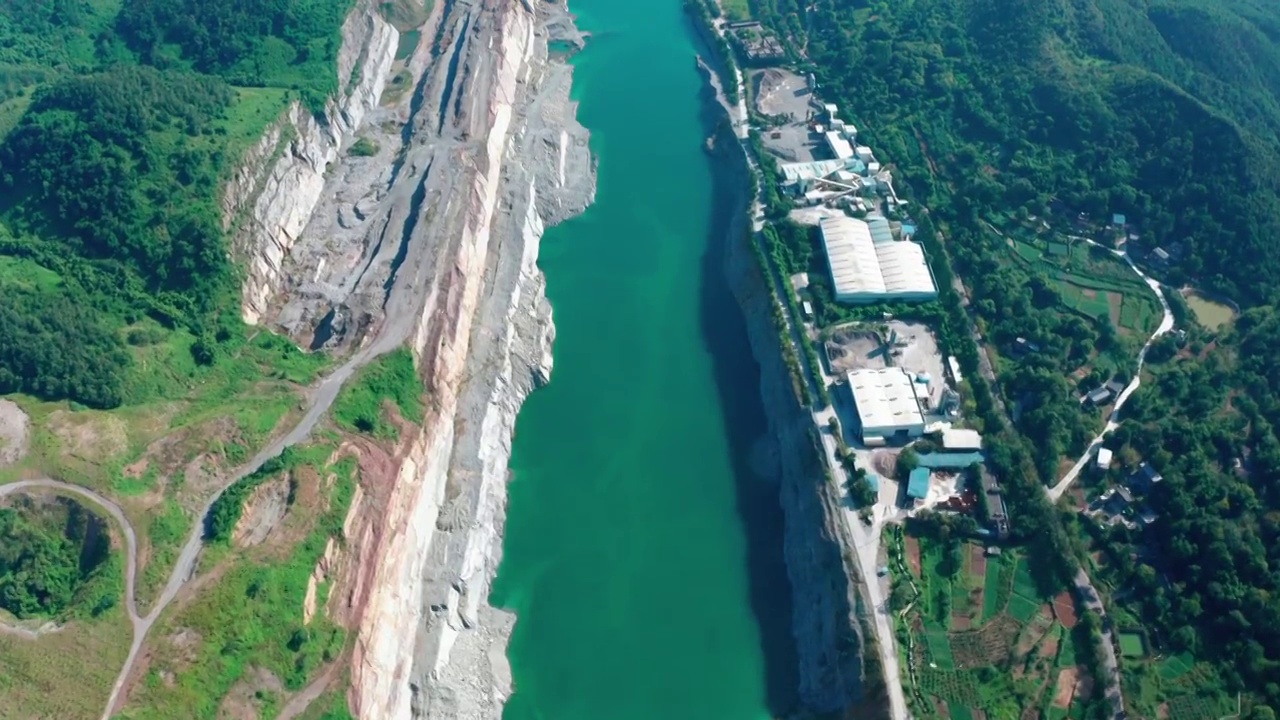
[907,467,931,500]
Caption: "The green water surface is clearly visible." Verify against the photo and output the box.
[490,1,798,719]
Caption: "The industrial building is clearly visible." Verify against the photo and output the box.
[915,452,984,469]
[778,159,848,195]
[941,428,983,452]
[1096,447,1113,471]
[819,216,938,304]
[825,130,854,160]
[845,367,927,441]
[907,467,931,503]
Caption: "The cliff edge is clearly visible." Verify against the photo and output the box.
[223,0,594,717]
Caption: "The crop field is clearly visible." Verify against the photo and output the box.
[1001,233,1160,336]
[1158,652,1195,680]
[982,554,1009,621]
[926,629,956,669]
[1118,632,1146,657]
[1008,594,1042,622]
[918,669,982,708]
[896,539,1087,719]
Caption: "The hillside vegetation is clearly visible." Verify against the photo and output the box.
[0,0,353,409]
[751,0,1280,713]
[781,0,1280,307]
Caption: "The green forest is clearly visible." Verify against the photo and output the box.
[0,498,115,619]
[748,0,1280,713]
[0,0,353,409]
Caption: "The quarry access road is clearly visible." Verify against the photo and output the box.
[94,344,383,719]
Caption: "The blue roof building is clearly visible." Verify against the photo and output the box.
[907,467,931,500]
[1112,213,1127,226]
[866,472,881,492]
[916,452,985,469]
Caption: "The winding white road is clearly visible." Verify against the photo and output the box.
[1047,240,1174,502]
[0,308,413,720]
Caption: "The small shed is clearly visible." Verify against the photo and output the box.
[907,467,931,501]
[1087,387,1113,405]
[1096,447,1113,471]
[1112,213,1127,226]
[1153,247,1170,262]
[942,428,983,452]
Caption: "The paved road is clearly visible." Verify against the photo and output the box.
[1037,239,1174,718]
[1048,240,1174,502]
[0,480,142,629]
[1073,568,1127,719]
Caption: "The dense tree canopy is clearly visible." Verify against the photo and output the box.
[117,0,355,108]
[0,66,232,311]
[0,0,355,407]
[0,500,112,619]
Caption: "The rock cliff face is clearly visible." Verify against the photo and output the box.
[221,0,592,718]
[700,71,889,717]
[223,1,398,326]
[346,1,592,717]
[223,0,592,716]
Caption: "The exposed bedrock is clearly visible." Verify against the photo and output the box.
[225,0,594,717]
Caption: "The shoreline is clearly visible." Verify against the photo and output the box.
[694,49,896,720]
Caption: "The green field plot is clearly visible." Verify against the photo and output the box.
[919,669,982,708]
[1167,692,1236,720]
[982,557,1005,620]
[1011,558,1041,601]
[950,705,975,720]
[1008,594,1042,622]
[1119,293,1159,334]
[1158,652,1195,680]
[1012,240,1044,263]
[1056,628,1078,668]
[1047,241,1070,256]
[1118,632,1146,657]
[720,0,752,21]
[926,629,956,669]
[1056,281,1114,320]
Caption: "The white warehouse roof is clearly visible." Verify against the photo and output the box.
[825,130,854,160]
[819,216,937,303]
[848,368,926,436]
[779,159,846,186]
[942,428,983,451]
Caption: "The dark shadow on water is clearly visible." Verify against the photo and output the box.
[694,82,801,716]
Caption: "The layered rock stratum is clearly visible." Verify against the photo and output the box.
[227,0,593,717]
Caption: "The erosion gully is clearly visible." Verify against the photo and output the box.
[491,0,799,719]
